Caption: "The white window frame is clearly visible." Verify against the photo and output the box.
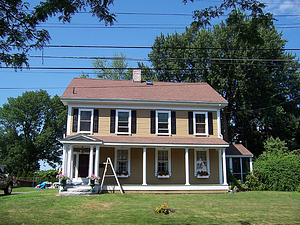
[194,149,210,178]
[156,111,171,136]
[155,148,171,178]
[114,148,131,178]
[193,112,208,136]
[115,109,131,135]
[78,108,94,134]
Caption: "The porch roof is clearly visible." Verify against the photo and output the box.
[61,134,229,148]
[225,144,253,157]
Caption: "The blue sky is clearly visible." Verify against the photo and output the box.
[1,0,300,107]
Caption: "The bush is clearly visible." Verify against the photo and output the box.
[250,137,300,191]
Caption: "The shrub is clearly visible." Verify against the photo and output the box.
[155,199,172,215]
[251,137,300,191]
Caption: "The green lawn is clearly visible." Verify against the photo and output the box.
[1,188,299,225]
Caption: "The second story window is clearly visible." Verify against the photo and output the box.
[78,109,93,133]
[193,112,208,136]
[116,110,131,134]
[156,111,171,135]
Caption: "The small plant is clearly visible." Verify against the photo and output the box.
[197,171,209,176]
[155,199,172,215]
[117,170,128,176]
[157,170,169,176]
[86,174,101,181]
[56,174,70,180]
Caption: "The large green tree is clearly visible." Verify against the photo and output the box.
[0,90,67,173]
[0,0,116,69]
[149,12,300,156]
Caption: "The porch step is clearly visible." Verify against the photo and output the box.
[59,184,98,196]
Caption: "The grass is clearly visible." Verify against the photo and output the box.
[0,188,299,225]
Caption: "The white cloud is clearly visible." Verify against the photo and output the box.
[265,0,300,15]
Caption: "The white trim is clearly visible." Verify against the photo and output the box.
[61,98,228,109]
[142,147,147,185]
[226,155,253,158]
[115,109,132,135]
[194,149,210,178]
[102,184,229,192]
[78,108,94,134]
[67,106,72,136]
[155,148,171,178]
[156,111,171,136]
[114,148,131,177]
[103,142,229,148]
[222,149,227,185]
[219,150,223,184]
[185,148,190,185]
[217,109,222,138]
[193,112,208,136]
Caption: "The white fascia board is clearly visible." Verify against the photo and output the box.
[103,142,229,149]
[226,154,253,158]
[103,184,229,191]
[60,97,228,109]
[60,140,103,145]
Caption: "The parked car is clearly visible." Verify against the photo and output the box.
[0,169,14,195]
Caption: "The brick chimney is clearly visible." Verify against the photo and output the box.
[132,69,142,83]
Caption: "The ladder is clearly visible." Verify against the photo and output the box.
[100,157,123,194]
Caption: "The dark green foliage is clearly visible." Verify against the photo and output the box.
[0,90,67,174]
[149,11,300,155]
[0,0,115,69]
[247,137,300,191]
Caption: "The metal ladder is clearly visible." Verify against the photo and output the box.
[100,157,123,194]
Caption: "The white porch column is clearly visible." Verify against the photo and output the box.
[219,150,223,184]
[62,145,68,175]
[94,145,100,178]
[185,148,190,185]
[222,149,228,185]
[67,145,73,178]
[142,147,147,185]
[250,157,253,173]
[89,146,94,176]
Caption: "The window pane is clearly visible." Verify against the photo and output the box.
[117,150,128,173]
[157,150,168,172]
[81,111,91,120]
[118,112,129,121]
[158,113,168,123]
[242,158,250,173]
[80,122,91,131]
[195,114,205,123]
[232,158,241,173]
[196,124,205,133]
[196,151,208,172]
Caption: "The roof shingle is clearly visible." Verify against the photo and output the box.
[61,78,227,103]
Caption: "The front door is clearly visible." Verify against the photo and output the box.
[78,154,89,177]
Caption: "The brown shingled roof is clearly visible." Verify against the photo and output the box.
[226,144,253,156]
[61,78,227,103]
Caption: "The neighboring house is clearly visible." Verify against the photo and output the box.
[226,144,253,183]
[60,71,230,193]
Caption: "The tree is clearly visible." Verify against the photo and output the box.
[0,90,67,173]
[92,52,132,80]
[0,0,116,69]
[246,137,300,191]
[149,11,300,155]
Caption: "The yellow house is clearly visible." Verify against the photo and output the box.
[60,74,229,193]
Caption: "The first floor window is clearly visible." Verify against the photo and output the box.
[116,110,131,134]
[195,149,210,177]
[156,149,171,177]
[115,149,130,176]
[78,109,93,133]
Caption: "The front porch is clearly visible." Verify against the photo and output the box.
[60,134,229,194]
